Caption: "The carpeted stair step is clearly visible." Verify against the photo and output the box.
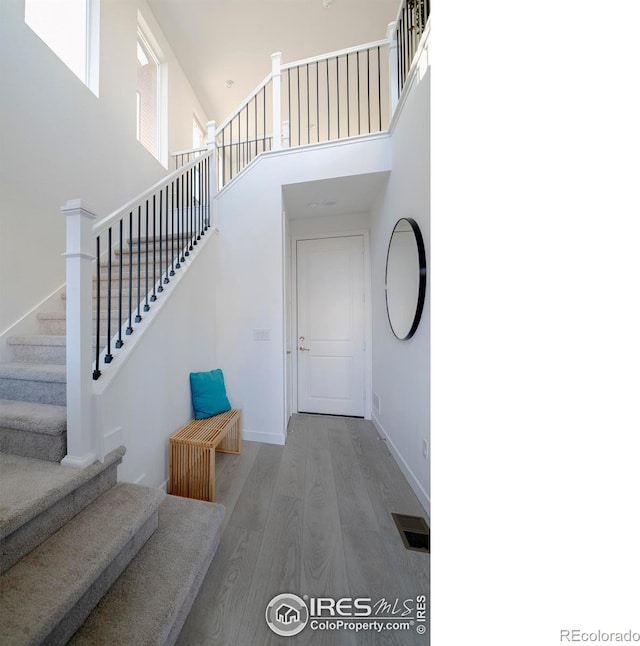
[0,481,165,646]
[0,447,125,574]
[6,335,66,365]
[0,398,66,463]
[70,495,225,645]
[37,312,125,336]
[0,363,66,405]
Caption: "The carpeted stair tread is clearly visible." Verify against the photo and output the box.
[0,482,165,646]
[70,495,225,645]
[0,447,125,541]
[0,362,66,383]
[0,448,124,575]
[0,399,66,435]
[6,335,66,347]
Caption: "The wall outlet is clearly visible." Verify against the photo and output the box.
[253,328,271,341]
[422,439,428,459]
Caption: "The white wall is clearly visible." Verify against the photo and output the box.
[0,0,207,333]
[215,135,391,445]
[370,60,430,515]
[94,230,218,487]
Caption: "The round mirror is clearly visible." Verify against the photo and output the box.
[385,217,426,340]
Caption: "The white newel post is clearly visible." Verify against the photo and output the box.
[206,120,218,228]
[387,21,399,117]
[61,199,98,468]
[271,52,282,150]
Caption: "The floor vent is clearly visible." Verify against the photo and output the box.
[392,513,430,553]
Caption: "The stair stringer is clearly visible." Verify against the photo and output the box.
[90,227,218,487]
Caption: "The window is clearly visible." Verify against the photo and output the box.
[136,31,159,158]
[25,0,99,95]
[193,117,206,150]
[136,13,167,166]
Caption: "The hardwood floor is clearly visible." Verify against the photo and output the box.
[176,414,430,645]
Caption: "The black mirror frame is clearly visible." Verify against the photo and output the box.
[385,217,427,340]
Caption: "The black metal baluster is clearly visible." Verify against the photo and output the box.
[287,69,291,145]
[367,48,371,133]
[115,219,124,348]
[126,212,133,334]
[191,166,196,248]
[326,59,330,140]
[144,201,150,311]
[104,227,113,363]
[171,181,177,274]
[346,54,350,137]
[229,121,233,180]
[357,51,361,134]
[180,173,186,263]
[336,56,340,139]
[135,207,142,321]
[306,63,310,144]
[158,189,165,291]
[93,235,101,379]
[396,25,402,98]
[221,129,226,186]
[205,157,209,232]
[378,46,382,131]
[236,114,240,175]
[185,170,191,255]
[150,195,157,301]
[164,185,170,283]
[297,66,301,146]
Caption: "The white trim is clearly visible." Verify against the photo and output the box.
[371,414,430,520]
[215,131,390,199]
[134,473,147,485]
[290,231,372,420]
[281,38,390,71]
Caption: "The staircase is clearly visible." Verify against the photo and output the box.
[0,235,225,645]
[0,239,169,462]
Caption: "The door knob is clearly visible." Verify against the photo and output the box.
[299,346,310,351]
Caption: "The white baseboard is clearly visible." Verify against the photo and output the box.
[371,414,430,521]
[159,479,168,493]
[242,429,285,445]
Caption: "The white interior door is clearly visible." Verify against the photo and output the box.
[296,235,365,417]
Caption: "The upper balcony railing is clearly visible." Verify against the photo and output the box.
[395,0,430,97]
[208,0,430,190]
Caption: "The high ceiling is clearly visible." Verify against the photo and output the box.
[147,0,399,123]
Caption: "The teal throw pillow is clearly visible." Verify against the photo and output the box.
[189,369,232,419]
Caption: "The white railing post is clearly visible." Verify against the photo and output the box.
[282,120,290,148]
[61,199,98,468]
[207,120,218,228]
[271,52,282,150]
[387,21,399,117]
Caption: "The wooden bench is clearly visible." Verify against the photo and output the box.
[168,408,241,502]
